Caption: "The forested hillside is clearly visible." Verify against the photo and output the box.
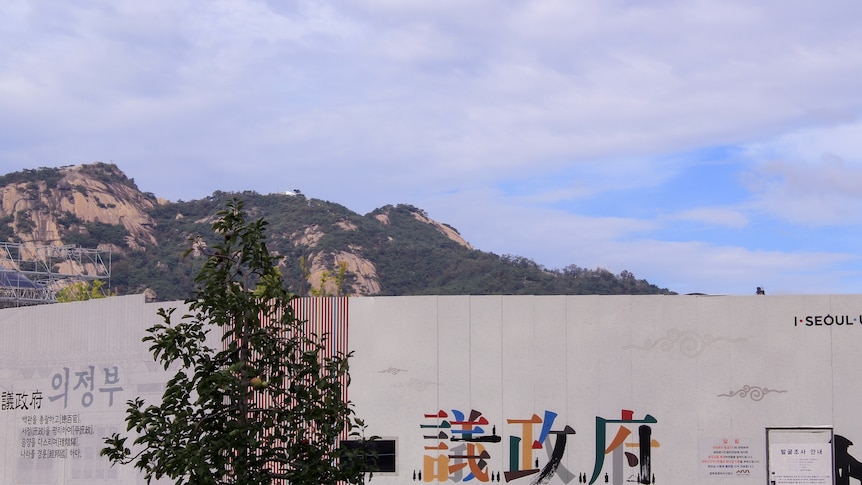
[0,164,675,300]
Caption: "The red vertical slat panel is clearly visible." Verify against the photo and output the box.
[221,297,352,482]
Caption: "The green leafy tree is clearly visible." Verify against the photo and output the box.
[333,261,350,297]
[15,210,35,234]
[299,255,311,296]
[101,199,371,484]
[56,279,114,302]
[309,260,351,297]
[310,267,331,297]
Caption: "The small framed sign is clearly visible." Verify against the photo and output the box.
[766,427,833,485]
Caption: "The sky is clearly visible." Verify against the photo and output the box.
[2,1,862,295]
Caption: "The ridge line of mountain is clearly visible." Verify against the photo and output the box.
[0,163,676,299]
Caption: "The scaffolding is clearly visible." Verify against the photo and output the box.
[0,242,110,308]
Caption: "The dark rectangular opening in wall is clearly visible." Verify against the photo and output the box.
[340,439,396,473]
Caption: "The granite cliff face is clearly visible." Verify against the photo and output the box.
[0,164,158,251]
[0,164,476,298]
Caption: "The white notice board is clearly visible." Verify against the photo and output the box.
[766,427,833,485]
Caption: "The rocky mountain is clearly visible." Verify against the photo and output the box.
[0,164,675,300]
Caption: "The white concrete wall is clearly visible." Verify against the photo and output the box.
[348,295,862,485]
[3,293,862,485]
[0,295,189,485]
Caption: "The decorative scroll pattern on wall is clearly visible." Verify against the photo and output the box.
[378,367,408,375]
[717,385,787,402]
[623,329,746,357]
[392,379,435,391]
[377,368,436,391]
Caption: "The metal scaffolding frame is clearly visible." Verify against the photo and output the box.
[0,242,111,308]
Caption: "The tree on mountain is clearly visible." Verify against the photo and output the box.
[56,279,114,302]
[310,260,350,297]
[101,198,372,485]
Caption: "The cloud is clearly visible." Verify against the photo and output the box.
[5,0,862,187]
[741,121,862,225]
[2,0,862,294]
[420,187,658,260]
[596,240,857,296]
[670,207,749,229]
[421,186,856,295]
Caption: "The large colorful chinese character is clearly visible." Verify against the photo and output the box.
[505,410,576,484]
[421,409,501,482]
[589,410,658,485]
